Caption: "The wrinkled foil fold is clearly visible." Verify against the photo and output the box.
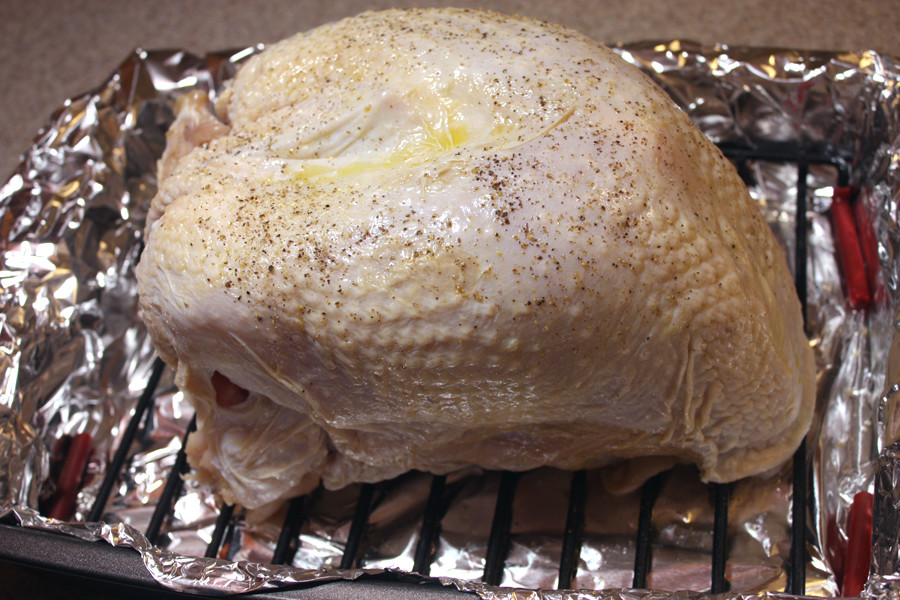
[1,38,899,599]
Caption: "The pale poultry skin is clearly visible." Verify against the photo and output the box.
[135,8,816,511]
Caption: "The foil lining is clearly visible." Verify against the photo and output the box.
[1,38,899,599]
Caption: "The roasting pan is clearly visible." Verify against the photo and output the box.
[0,41,898,599]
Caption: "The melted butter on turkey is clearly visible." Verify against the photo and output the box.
[136,8,815,511]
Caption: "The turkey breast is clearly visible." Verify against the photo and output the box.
[135,8,816,511]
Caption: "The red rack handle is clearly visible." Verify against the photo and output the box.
[45,432,93,521]
[831,187,871,310]
[852,189,887,306]
[841,491,874,597]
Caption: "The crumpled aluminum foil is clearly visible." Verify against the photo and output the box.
[0,36,899,599]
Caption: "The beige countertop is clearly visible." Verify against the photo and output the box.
[1,1,899,598]
[2,0,899,179]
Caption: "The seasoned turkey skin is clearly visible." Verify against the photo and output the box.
[136,8,816,510]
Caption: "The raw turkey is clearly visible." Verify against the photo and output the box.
[135,8,816,511]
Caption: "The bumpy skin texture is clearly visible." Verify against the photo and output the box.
[136,8,816,510]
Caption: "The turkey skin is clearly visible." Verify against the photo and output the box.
[136,8,816,511]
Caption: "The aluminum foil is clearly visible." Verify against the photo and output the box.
[1,37,899,599]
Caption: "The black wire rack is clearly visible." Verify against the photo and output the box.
[0,140,850,598]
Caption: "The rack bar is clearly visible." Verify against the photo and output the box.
[482,471,521,586]
[734,157,753,186]
[413,474,448,576]
[633,472,665,589]
[795,161,810,326]
[557,470,588,590]
[788,440,808,595]
[339,483,375,569]
[710,483,730,594]
[204,502,235,559]
[786,160,810,596]
[717,141,850,168]
[87,357,166,523]
[144,415,197,546]
[272,496,307,565]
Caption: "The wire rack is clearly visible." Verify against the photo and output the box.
[0,140,850,598]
